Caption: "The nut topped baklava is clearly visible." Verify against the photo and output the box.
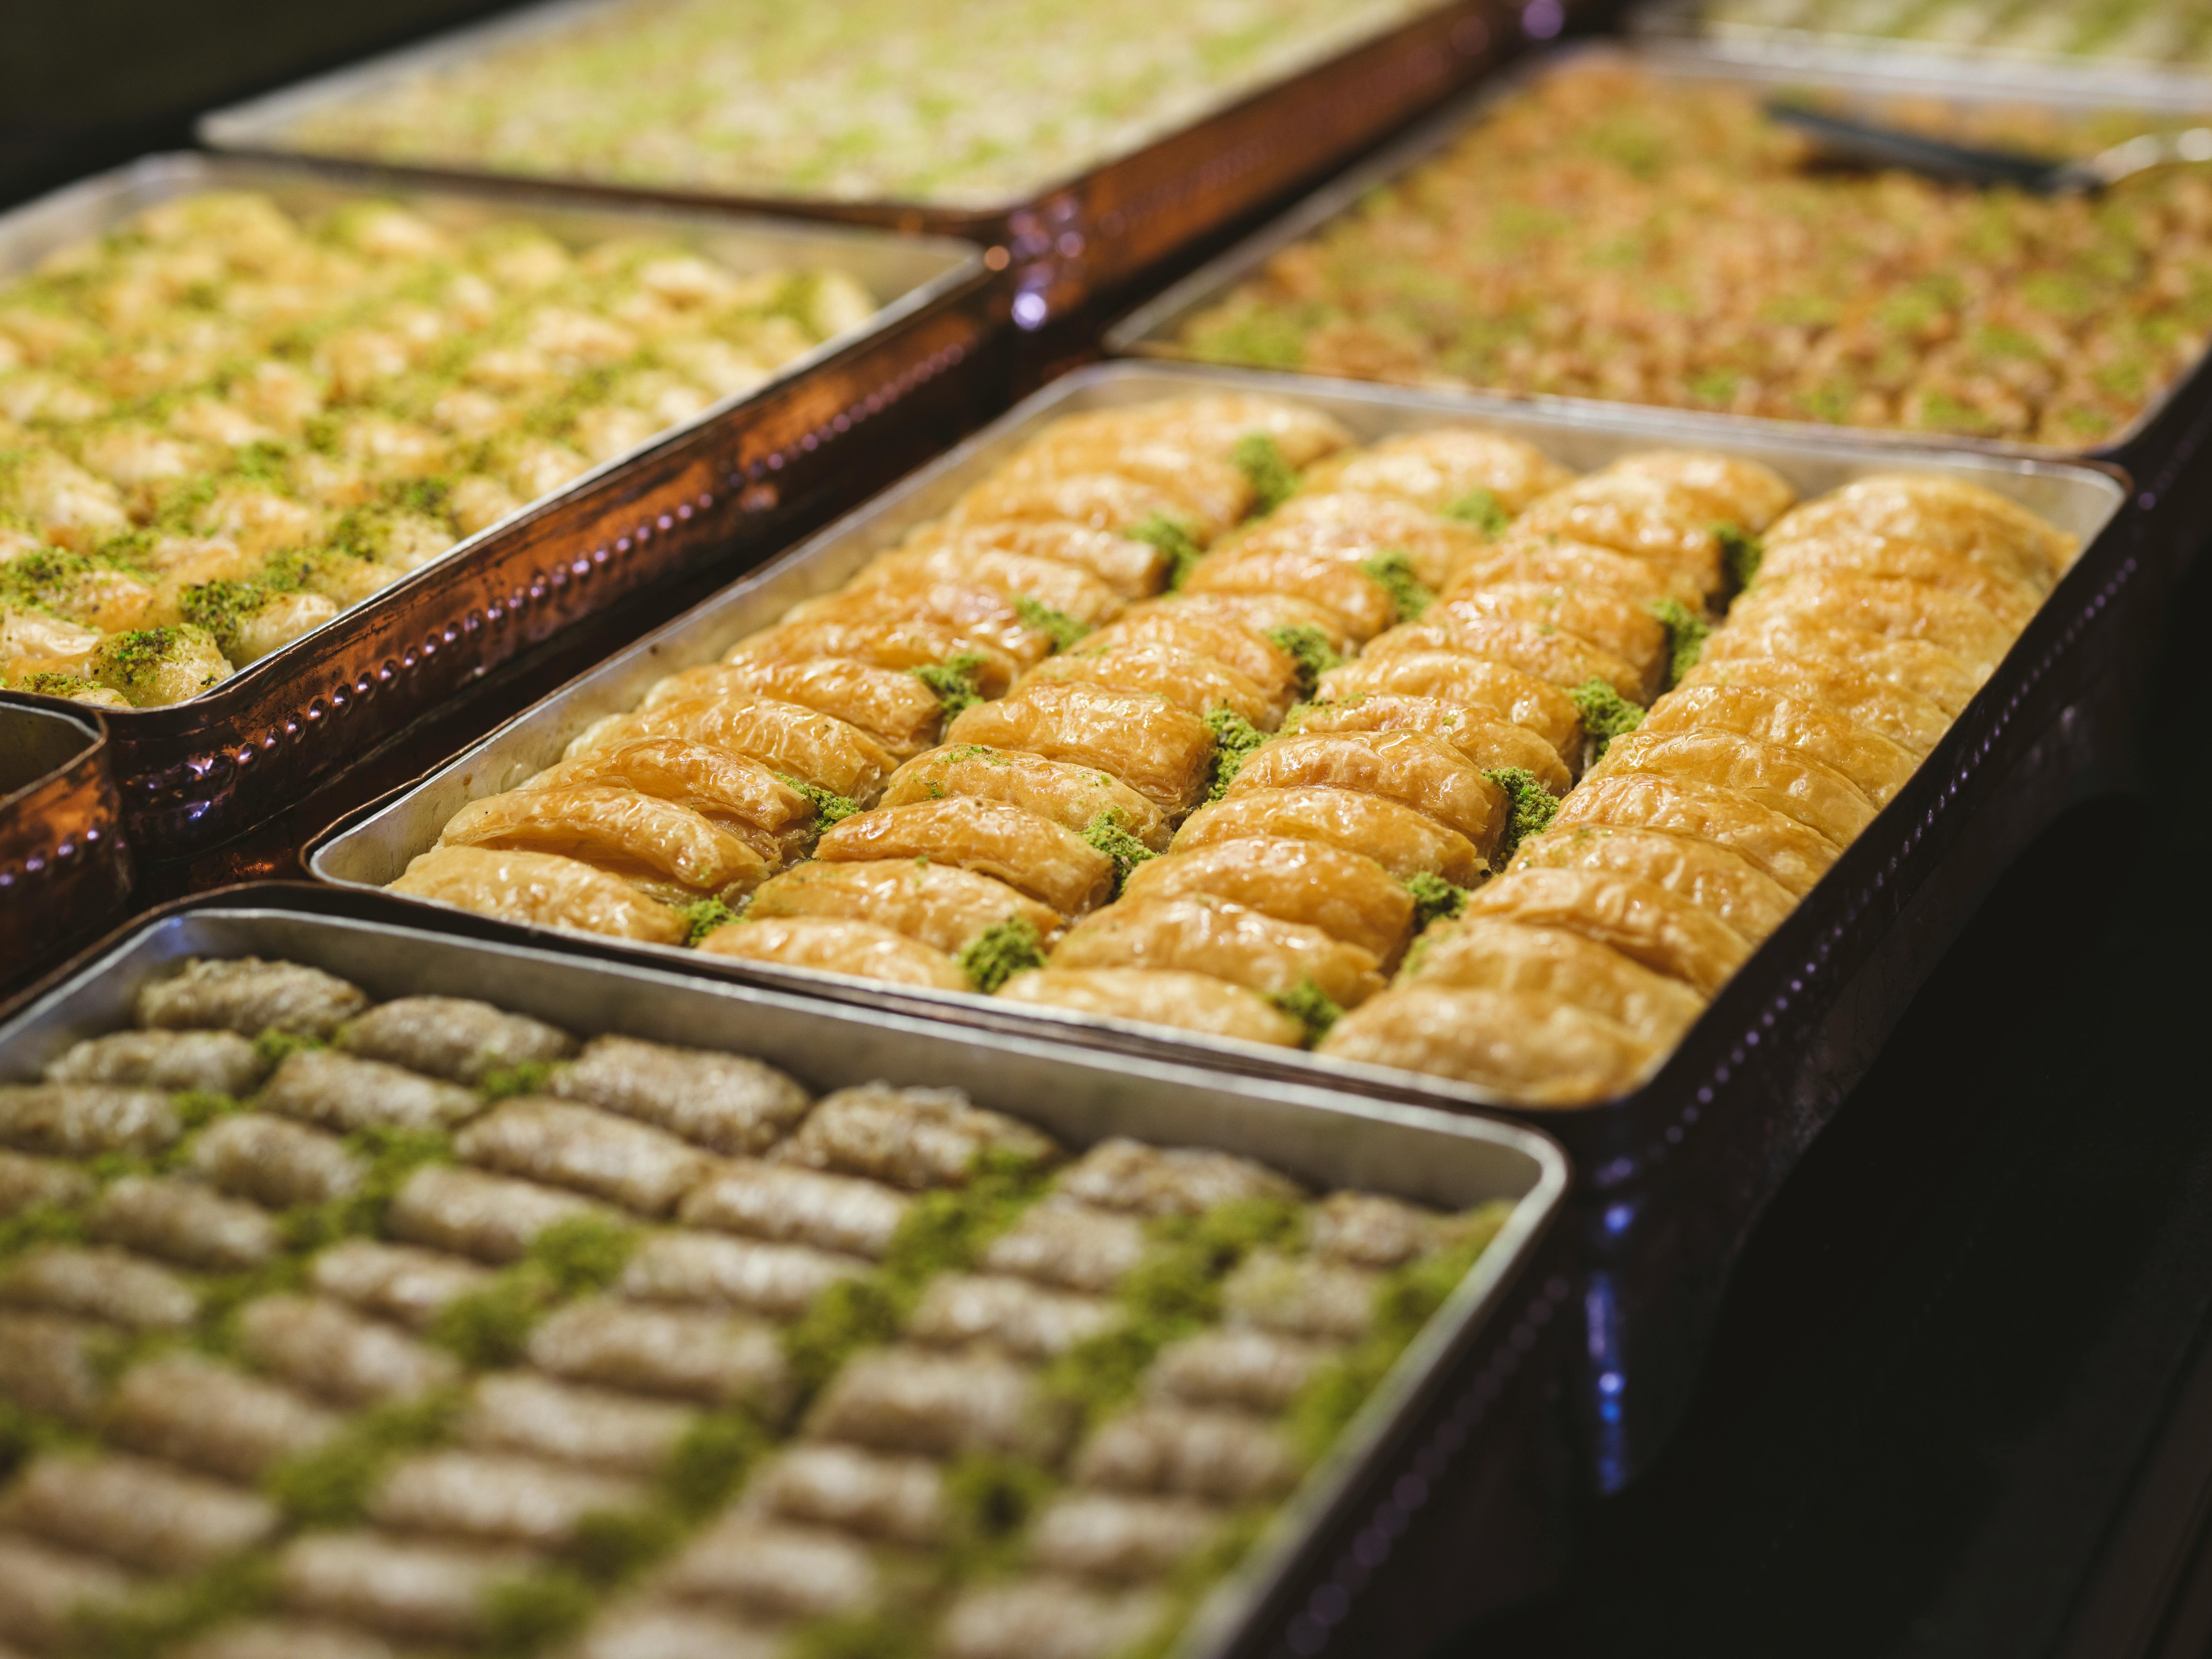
[0,957,1510,1656]
[0,190,878,708]
[386,391,2078,1106]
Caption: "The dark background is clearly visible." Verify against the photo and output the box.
[13,5,2212,1654]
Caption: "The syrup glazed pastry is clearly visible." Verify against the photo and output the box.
[0,191,883,709]
[391,399,1750,1014]
[0,953,1512,1659]
[394,392,1387,963]
[382,391,2077,1105]
[1322,473,2079,1103]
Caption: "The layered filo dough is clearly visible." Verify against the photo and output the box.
[384,400,2075,1105]
[0,191,879,710]
[0,955,1515,1659]
[395,393,1366,972]
[1321,471,2076,1103]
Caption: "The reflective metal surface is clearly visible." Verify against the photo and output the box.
[0,697,130,992]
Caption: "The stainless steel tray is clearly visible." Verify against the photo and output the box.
[199,0,1509,326]
[310,359,2138,1490]
[1630,0,2212,101]
[1105,40,2212,469]
[0,884,1573,1653]
[0,151,993,857]
[0,696,130,993]
[312,358,2126,1025]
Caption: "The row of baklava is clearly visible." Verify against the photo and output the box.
[389,391,1361,949]
[1317,473,2078,1101]
[0,189,873,707]
[390,394,1736,995]
[993,442,1800,1048]
[0,955,1502,1659]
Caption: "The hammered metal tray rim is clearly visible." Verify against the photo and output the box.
[0,696,105,809]
[0,888,1571,1659]
[0,148,989,721]
[1103,36,2212,464]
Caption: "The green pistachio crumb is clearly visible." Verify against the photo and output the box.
[658,1410,769,1520]
[477,1059,559,1101]
[958,915,1048,994]
[774,771,861,827]
[910,650,988,716]
[1268,977,1344,1045]
[253,1029,325,1068]
[1359,549,1434,621]
[1481,767,1560,862]
[1402,871,1470,930]
[1444,487,1511,536]
[1264,624,1343,697]
[1566,677,1645,756]
[1082,811,1156,894]
[1716,522,1762,593]
[679,897,740,947]
[1127,514,1205,589]
[1646,597,1710,688]
[1203,706,1270,801]
[1232,432,1300,516]
[1010,594,1090,654]
[482,1566,597,1657]
[262,1388,462,1527]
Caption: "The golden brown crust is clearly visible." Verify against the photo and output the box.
[1051,894,1387,1009]
[1318,984,1656,1106]
[996,968,1305,1048]
[745,859,1062,955]
[696,915,970,990]
[1463,867,1753,998]
[813,798,1116,916]
[1120,837,1416,966]
[1173,788,1487,887]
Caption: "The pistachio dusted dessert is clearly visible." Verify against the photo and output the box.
[0,958,1508,1657]
[380,389,2079,1105]
[1171,61,2212,447]
[260,0,1439,208]
[0,190,879,708]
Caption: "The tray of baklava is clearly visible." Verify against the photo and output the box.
[1110,41,2212,463]
[200,0,1503,322]
[0,893,1566,1658]
[306,362,2123,1118]
[0,152,990,853]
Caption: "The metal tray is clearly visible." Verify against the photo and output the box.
[1630,0,2212,102]
[308,360,2137,1487]
[0,882,1575,1654]
[199,0,1511,328]
[0,697,131,995]
[0,151,993,859]
[1106,40,2212,473]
